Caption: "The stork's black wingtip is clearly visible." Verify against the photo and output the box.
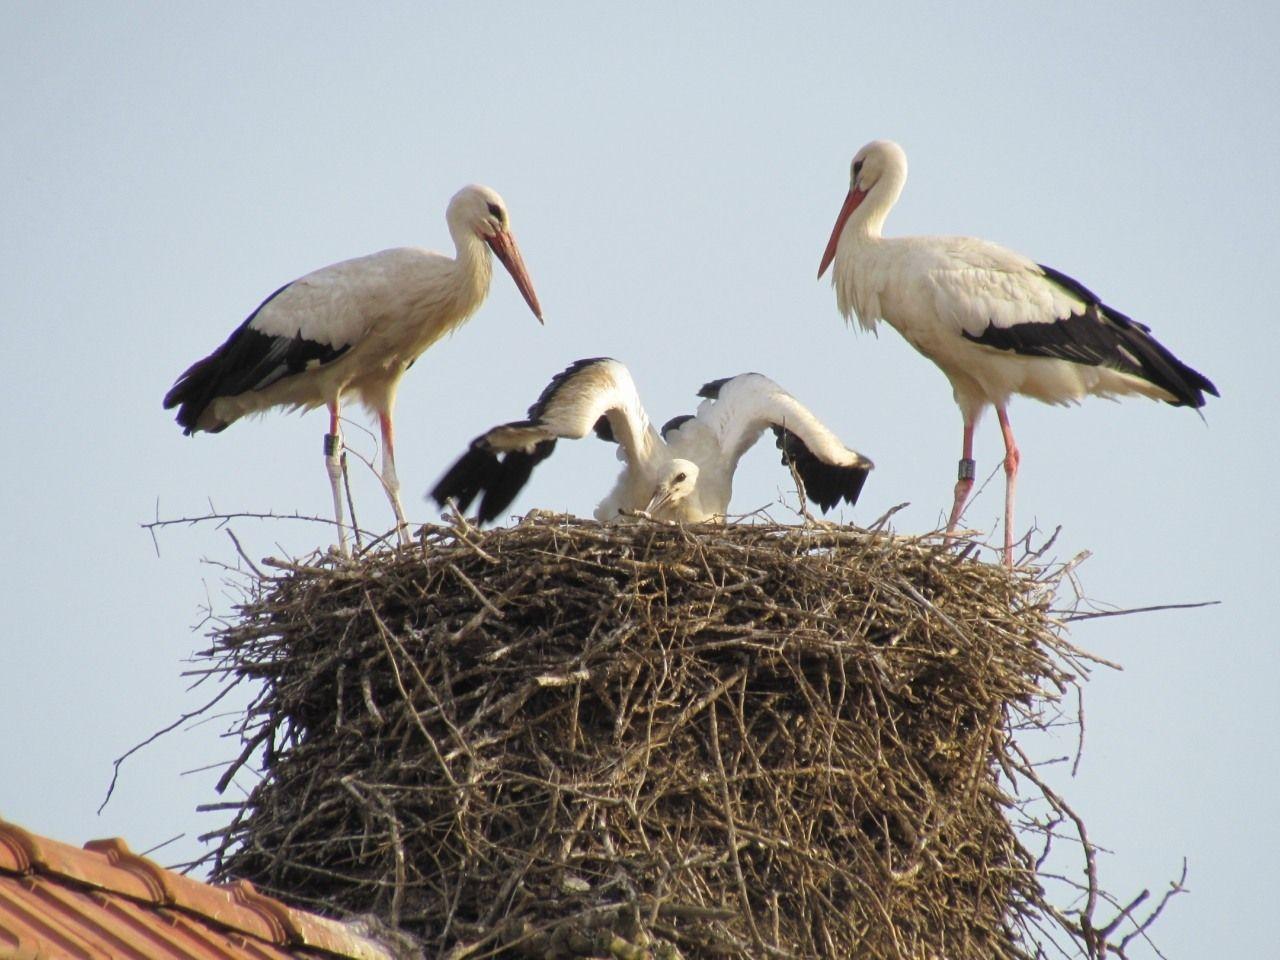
[476,506,502,526]
[428,445,496,515]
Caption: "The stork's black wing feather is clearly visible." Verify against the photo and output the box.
[961,264,1218,408]
[429,433,558,525]
[526,356,619,443]
[431,356,642,526]
[427,445,496,515]
[698,376,740,400]
[661,414,696,438]
[527,357,614,418]
[592,416,617,443]
[163,282,350,433]
[773,426,872,512]
[475,440,558,524]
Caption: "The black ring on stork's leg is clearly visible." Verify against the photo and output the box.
[958,457,976,482]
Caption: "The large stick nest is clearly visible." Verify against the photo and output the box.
[193,515,1150,959]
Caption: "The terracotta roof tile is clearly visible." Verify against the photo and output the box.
[0,817,401,960]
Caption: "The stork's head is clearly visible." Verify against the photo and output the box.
[818,140,908,278]
[847,140,906,196]
[448,184,544,323]
[645,459,700,517]
[448,184,511,239]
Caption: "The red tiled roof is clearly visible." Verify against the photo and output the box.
[0,818,396,960]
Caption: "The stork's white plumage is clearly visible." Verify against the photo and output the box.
[164,184,543,556]
[818,140,1217,565]
[429,357,874,524]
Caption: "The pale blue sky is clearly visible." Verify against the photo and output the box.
[3,3,1277,956]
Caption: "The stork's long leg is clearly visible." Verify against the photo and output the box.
[325,402,351,558]
[996,405,1021,567]
[378,410,411,546]
[946,417,977,533]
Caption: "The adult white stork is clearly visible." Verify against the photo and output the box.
[818,140,1217,565]
[429,357,874,524]
[164,184,543,556]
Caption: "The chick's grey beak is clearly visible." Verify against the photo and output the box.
[645,486,673,514]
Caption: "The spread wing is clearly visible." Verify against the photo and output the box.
[429,357,661,524]
[694,374,874,512]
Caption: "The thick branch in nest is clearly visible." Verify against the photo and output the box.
[189,514,1175,959]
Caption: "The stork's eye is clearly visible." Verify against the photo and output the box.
[486,202,504,221]
[674,473,687,483]
[853,160,864,177]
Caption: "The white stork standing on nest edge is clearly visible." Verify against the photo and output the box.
[818,139,1218,566]
[164,184,544,557]
[428,357,874,525]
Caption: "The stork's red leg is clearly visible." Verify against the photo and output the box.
[996,405,1021,567]
[324,401,351,558]
[946,417,977,533]
[378,410,410,545]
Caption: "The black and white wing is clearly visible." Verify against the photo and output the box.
[163,248,448,433]
[429,357,661,525]
[929,242,1218,407]
[163,280,353,433]
[695,374,874,512]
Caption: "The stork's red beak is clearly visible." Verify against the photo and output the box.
[817,187,867,279]
[487,230,544,323]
